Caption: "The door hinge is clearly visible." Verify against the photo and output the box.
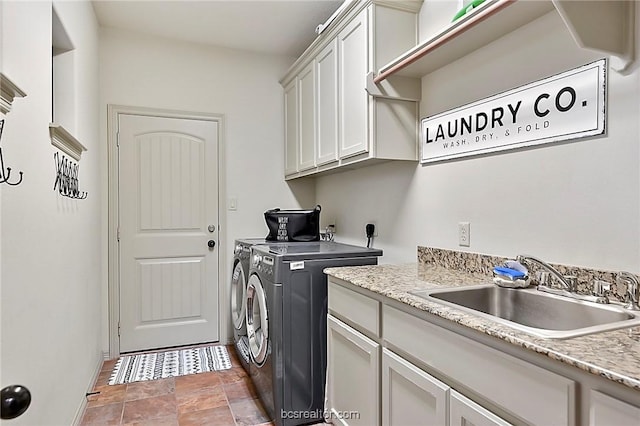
[117,322,121,337]
[117,227,120,242]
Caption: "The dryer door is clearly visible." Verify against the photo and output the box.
[246,274,269,366]
[230,260,247,330]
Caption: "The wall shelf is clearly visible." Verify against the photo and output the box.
[373,0,634,84]
[49,123,87,161]
[0,73,27,115]
[553,0,635,73]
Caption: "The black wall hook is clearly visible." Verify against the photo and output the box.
[53,151,88,199]
[0,119,24,186]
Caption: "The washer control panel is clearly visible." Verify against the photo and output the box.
[252,253,274,277]
[236,243,252,260]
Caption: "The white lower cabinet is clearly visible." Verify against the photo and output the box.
[383,304,575,426]
[450,390,512,426]
[588,390,640,426]
[327,315,380,426]
[382,348,449,426]
[326,278,640,426]
[382,348,511,426]
[327,280,510,426]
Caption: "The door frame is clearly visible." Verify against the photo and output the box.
[107,104,227,359]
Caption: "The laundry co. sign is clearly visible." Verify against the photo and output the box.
[420,59,606,164]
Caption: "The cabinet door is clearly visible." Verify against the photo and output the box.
[327,315,380,426]
[382,348,449,426]
[384,305,575,426]
[450,390,512,426]
[298,61,316,171]
[338,8,369,159]
[589,390,640,426]
[316,39,338,166]
[284,79,298,176]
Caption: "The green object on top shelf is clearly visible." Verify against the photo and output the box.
[452,0,487,22]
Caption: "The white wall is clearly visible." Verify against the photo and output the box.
[0,0,4,405]
[1,1,102,424]
[316,6,640,272]
[99,28,315,348]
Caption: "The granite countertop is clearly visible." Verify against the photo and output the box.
[324,263,640,392]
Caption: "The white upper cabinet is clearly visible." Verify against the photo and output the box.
[298,61,316,171]
[316,39,339,166]
[283,79,298,176]
[280,0,422,179]
[338,8,369,159]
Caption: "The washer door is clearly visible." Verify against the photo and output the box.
[246,274,269,366]
[230,260,247,330]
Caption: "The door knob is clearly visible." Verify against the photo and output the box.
[1,385,31,419]
[208,240,216,248]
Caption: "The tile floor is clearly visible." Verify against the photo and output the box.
[80,345,275,425]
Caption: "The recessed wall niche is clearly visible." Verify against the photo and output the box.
[52,6,75,132]
[50,6,87,199]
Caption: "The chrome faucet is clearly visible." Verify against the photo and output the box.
[617,272,640,311]
[515,255,613,304]
[515,255,576,292]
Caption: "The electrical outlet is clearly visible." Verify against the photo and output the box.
[321,219,336,241]
[458,222,470,247]
[326,218,336,232]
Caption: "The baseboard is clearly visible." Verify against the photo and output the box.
[71,352,105,425]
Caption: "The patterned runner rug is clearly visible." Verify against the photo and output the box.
[108,345,232,385]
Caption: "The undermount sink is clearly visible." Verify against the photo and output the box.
[410,285,640,339]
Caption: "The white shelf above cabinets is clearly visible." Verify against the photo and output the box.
[373,0,635,84]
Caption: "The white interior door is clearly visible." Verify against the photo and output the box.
[118,113,219,353]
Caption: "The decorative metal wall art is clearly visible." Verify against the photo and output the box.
[0,119,24,186]
[53,151,87,199]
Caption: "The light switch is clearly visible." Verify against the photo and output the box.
[228,197,237,211]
